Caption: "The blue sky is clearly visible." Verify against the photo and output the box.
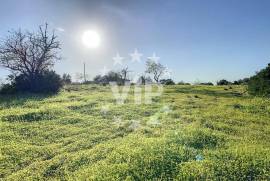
[0,0,270,83]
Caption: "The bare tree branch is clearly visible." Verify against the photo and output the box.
[0,23,61,80]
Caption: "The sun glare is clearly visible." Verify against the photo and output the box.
[82,30,100,48]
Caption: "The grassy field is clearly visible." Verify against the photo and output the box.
[0,85,270,180]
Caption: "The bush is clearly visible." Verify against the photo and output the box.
[199,82,214,86]
[93,71,123,85]
[0,83,16,94]
[0,70,63,94]
[217,79,231,85]
[160,79,175,85]
[177,81,190,85]
[248,63,270,97]
[233,78,249,85]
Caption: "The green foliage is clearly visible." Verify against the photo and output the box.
[160,79,175,85]
[199,82,214,86]
[0,70,63,94]
[0,85,269,180]
[145,60,166,82]
[217,79,232,85]
[174,128,225,149]
[177,81,190,85]
[177,147,270,180]
[248,63,270,97]
[0,83,16,94]
[93,71,123,85]
[233,78,250,85]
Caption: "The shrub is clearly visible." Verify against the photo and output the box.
[199,82,214,86]
[217,79,232,85]
[177,81,190,85]
[0,70,63,94]
[0,83,16,94]
[233,78,249,85]
[160,79,175,85]
[248,63,270,97]
[93,71,123,85]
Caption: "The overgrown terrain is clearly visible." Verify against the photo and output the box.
[1,85,270,180]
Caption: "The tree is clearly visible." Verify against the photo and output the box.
[62,73,72,84]
[145,60,165,83]
[137,74,152,85]
[248,63,270,96]
[0,23,61,91]
[119,66,131,84]
[233,78,250,85]
[132,73,152,85]
[93,71,122,85]
[106,71,122,84]
[137,75,146,85]
[217,79,231,85]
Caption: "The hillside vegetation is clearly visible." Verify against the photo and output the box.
[1,85,270,180]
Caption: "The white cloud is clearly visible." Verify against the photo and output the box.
[56,27,65,32]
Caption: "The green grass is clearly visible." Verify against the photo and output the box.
[0,85,270,180]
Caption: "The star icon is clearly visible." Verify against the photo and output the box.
[148,52,160,63]
[113,53,124,66]
[99,66,110,76]
[130,49,143,63]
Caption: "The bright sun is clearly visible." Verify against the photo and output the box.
[82,30,100,48]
